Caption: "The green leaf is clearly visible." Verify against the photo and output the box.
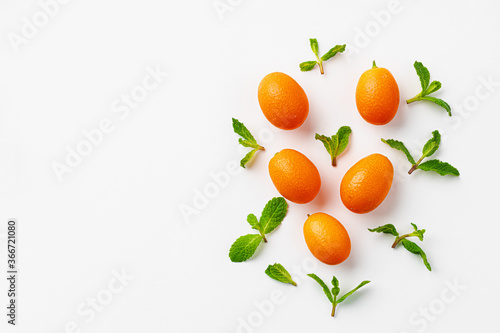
[368,224,399,237]
[233,118,264,168]
[307,274,333,304]
[401,239,432,271]
[315,134,335,164]
[331,135,339,156]
[316,126,351,166]
[247,213,261,232]
[410,223,425,242]
[240,148,258,168]
[265,263,297,286]
[260,197,288,234]
[417,159,460,176]
[320,44,346,62]
[331,275,340,297]
[309,38,319,56]
[414,61,430,91]
[336,126,352,156]
[420,96,452,116]
[337,280,371,303]
[229,234,263,262]
[422,130,441,158]
[381,138,416,165]
[300,61,318,72]
[238,138,257,148]
[232,118,257,146]
[424,80,442,95]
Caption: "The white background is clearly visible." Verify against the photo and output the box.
[1,0,499,332]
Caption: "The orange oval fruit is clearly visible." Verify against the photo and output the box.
[258,72,309,130]
[303,212,351,265]
[340,153,394,214]
[268,149,321,204]
[355,61,400,125]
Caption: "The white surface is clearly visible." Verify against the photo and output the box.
[1,0,499,332]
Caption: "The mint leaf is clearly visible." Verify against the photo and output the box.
[260,197,288,234]
[336,126,352,156]
[238,138,257,148]
[240,148,258,168]
[229,234,263,262]
[232,118,257,146]
[331,275,340,297]
[315,134,335,164]
[414,61,430,91]
[265,263,297,286]
[316,126,351,166]
[247,213,261,231]
[337,280,371,303]
[420,96,452,116]
[320,44,346,62]
[418,159,460,176]
[424,80,442,95]
[384,130,458,176]
[307,273,333,304]
[401,239,432,271]
[372,223,432,269]
[368,224,399,237]
[300,61,317,72]
[407,61,451,116]
[230,197,289,263]
[233,118,264,168]
[301,39,345,75]
[309,38,319,56]
[309,274,371,317]
[421,130,441,158]
[410,223,425,241]
[381,138,416,165]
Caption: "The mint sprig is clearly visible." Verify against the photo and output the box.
[232,118,265,168]
[265,263,297,286]
[307,273,370,317]
[315,126,352,166]
[382,130,459,176]
[406,61,451,116]
[229,197,288,262]
[368,223,432,271]
[300,39,346,75]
